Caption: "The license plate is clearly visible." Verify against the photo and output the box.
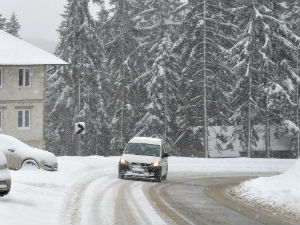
[131,166,144,172]
[0,184,7,189]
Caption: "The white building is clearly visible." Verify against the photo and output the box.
[0,30,67,148]
[208,125,292,158]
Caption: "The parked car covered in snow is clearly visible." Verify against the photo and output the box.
[118,137,169,182]
[0,134,57,171]
[0,150,11,196]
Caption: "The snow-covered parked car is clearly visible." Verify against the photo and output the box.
[0,150,11,196]
[118,137,169,182]
[0,134,57,171]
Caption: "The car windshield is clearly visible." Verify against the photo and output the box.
[125,143,161,157]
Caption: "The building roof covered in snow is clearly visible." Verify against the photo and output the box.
[0,30,67,65]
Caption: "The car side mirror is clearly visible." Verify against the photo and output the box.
[162,153,169,158]
[118,148,124,154]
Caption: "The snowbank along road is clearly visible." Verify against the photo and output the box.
[0,157,298,225]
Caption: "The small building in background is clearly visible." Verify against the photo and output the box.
[0,30,67,149]
[208,125,292,158]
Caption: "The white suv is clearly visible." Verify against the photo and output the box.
[118,137,169,182]
[0,150,11,197]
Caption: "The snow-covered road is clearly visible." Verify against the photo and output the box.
[0,156,298,225]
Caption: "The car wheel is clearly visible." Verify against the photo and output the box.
[22,159,39,169]
[0,191,9,197]
[156,174,162,182]
[118,172,124,179]
[164,168,168,180]
[155,169,162,182]
[163,173,168,181]
[118,169,125,179]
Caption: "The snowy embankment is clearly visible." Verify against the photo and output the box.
[0,156,120,225]
[0,156,297,225]
[233,158,300,216]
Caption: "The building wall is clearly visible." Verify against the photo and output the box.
[0,65,45,149]
[0,65,45,101]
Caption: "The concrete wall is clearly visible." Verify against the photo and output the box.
[0,65,45,149]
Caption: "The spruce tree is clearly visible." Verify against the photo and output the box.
[229,0,300,157]
[5,13,21,37]
[103,0,142,150]
[132,0,183,149]
[176,0,236,157]
[46,0,105,155]
[0,14,6,30]
[134,36,180,147]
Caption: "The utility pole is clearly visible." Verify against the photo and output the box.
[297,48,300,158]
[164,70,167,143]
[120,0,125,149]
[297,0,300,158]
[77,75,81,156]
[203,0,208,158]
[158,0,167,144]
[248,63,252,158]
[266,95,270,158]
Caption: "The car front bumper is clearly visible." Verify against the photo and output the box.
[119,163,161,178]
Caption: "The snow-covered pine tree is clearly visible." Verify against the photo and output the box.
[176,0,236,157]
[45,66,75,156]
[229,0,300,158]
[266,1,300,158]
[134,36,180,147]
[102,0,142,150]
[5,13,21,37]
[287,0,300,157]
[93,3,114,155]
[0,14,6,30]
[46,0,106,155]
[132,0,183,149]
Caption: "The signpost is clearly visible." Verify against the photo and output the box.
[75,122,86,135]
[75,122,85,155]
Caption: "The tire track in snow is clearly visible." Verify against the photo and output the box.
[128,182,167,225]
[114,181,138,225]
[88,177,168,225]
[148,182,195,225]
[60,171,113,225]
[85,178,122,225]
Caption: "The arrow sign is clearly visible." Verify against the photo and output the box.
[75,122,86,134]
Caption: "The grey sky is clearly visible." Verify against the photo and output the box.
[0,0,99,52]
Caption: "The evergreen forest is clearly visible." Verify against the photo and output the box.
[45,0,300,158]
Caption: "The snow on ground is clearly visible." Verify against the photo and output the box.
[0,156,297,225]
[233,158,300,216]
[168,157,294,174]
[0,156,119,225]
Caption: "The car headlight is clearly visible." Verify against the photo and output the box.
[120,158,127,165]
[152,161,160,167]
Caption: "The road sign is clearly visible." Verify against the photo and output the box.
[75,122,86,134]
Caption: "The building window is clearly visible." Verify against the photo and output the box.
[0,67,2,87]
[18,109,30,128]
[19,68,31,87]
